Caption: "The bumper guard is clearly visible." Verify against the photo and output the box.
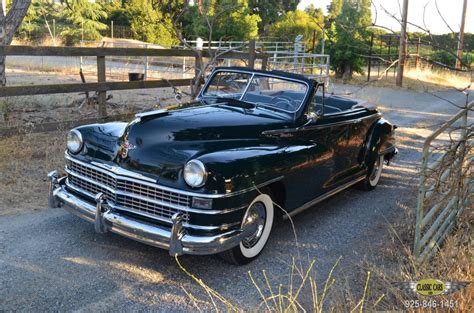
[47,171,251,256]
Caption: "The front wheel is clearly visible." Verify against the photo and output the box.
[358,154,384,191]
[220,193,274,265]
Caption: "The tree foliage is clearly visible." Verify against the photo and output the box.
[329,0,372,79]
[269,9,323,47]
[248,0,298,35]
[182,0,261,41]
[125,0,177,46]
[58,0,108,45]
[16,0,50,41]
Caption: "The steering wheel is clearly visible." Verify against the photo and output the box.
[270,95,294,110]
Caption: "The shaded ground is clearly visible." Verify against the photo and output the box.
[0,85,471,310]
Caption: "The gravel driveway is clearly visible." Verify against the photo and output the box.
[0,86,471,311]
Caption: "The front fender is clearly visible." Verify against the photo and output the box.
[197,143,319,194]
[361,118,396,169]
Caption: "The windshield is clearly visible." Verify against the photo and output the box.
[201,71,308,113]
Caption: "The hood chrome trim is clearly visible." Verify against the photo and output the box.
[135,109,168,122]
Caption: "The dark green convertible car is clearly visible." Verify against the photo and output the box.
[48,67,397,264]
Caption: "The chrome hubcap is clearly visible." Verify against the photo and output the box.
[242,202,266,249]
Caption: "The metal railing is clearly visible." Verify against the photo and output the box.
[414,100,473,262]
[267,52,330,85]
[180,39,330,84]
[181,40,297,54]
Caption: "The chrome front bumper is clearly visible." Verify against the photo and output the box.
[48,171,251,256]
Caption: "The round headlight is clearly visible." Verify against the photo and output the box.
[184,160,207,188]
[67,130,83,154]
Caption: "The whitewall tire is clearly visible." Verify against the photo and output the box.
[358,154,384,191]
[220,193,274,265]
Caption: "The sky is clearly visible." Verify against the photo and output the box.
[298,0,473,35]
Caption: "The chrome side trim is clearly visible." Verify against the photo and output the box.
[284,175,366,219]
[263,113,381,136]
[66,153,283,199]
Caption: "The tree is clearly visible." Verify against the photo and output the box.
[126,0,177,46]
[100,0,130,26]
[58,0,107,46]
[1,0,32,85]
[329,0,372,79]
[269,9,323,47]
[248,0,298,35]
[17,0,57,43]
[153,0,261,97]
[182,0,261,41]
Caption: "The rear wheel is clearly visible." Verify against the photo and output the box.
[358,154,384,191]
[220,193,274,265]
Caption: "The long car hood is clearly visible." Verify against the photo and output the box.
[77,102,291,186]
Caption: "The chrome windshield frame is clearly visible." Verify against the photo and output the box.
[198,68,310,115]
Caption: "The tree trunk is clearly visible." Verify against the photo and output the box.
[342,63,352,80]
[0,0,32,86]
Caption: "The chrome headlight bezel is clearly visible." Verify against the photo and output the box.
[184,160,207,188]
[67,129,83,154]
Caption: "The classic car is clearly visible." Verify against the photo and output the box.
[48,67,397,265]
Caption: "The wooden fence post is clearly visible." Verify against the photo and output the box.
[367,33,374,82]
[415,37,421,69]
[97,55,107,117]
[248,39,256,69]
[192,51,203,97]
[261,55,268,70]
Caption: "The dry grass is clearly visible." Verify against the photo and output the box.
[360,200,473,311]
[175,200,473,311]
[0,130,65,216]
[333,65,472,92]
[404,67,472,90]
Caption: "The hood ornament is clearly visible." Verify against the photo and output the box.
[119,140,136,159]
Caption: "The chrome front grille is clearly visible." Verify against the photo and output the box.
[65,158,190,223]
[116,180,190,207]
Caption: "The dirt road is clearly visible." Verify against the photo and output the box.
[0,86,471,311]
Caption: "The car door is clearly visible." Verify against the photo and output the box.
[311,113,357,189]
[282,99,354,209]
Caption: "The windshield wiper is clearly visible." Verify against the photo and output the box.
[215,97,255,109]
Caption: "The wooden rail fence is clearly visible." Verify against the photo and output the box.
[0,43,268,118]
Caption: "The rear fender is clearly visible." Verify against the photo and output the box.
[360,118,396,170]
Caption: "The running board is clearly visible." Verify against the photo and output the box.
[283,175,366,220]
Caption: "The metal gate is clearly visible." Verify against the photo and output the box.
[184,38,331,86]
[414,100,473,262]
